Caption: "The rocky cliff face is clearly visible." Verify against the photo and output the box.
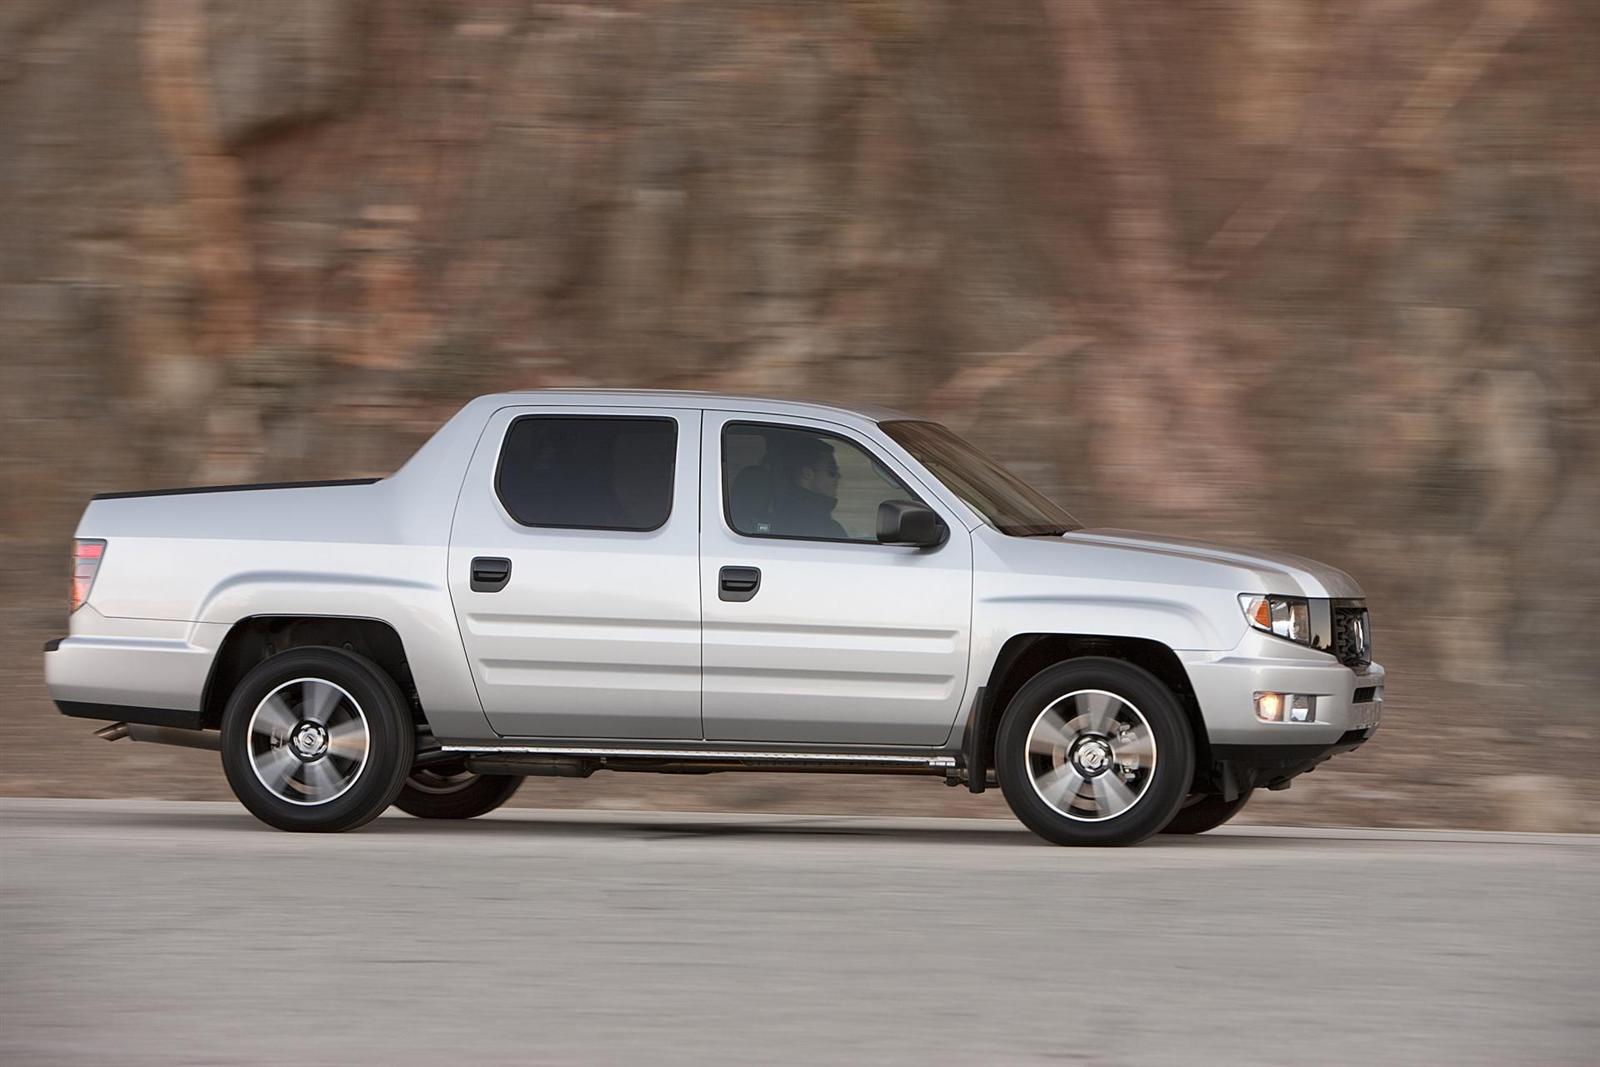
[3,0,1596,826]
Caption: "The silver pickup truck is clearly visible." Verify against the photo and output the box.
[45,390,1384,845]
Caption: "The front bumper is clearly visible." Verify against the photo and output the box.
[1206,732,1376,796]
[1178,630,1386,748]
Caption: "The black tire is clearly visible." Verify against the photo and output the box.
[1162,788,1253,835]
[220,646,415,832]
[394,761,522,820]
[996,657,1195,847]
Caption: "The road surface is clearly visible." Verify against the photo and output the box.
[2,798,1596,1065]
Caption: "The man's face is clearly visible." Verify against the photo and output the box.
[799,456,841,502]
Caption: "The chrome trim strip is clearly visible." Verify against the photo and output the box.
[440,744,956,768]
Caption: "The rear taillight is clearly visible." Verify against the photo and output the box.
[71,539,105,613]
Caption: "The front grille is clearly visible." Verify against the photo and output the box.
[1332,601,1372,670]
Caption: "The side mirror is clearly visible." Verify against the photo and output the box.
[877,500,947,548]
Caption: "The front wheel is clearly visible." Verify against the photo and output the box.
[996,658,1195,846]
[220,647,415,832]
[394,762,522,820]
[1162,789,1254,835]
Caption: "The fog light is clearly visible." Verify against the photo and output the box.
[1256,692,1316,723]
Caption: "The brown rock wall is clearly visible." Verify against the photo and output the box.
[2,0,1596,826]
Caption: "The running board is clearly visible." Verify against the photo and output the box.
[441,744,956,776]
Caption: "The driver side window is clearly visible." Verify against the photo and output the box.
[722,422,922,543]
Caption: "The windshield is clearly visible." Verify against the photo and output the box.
[880,420,1082,537]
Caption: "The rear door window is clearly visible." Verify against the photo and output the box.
[496,416,677,531]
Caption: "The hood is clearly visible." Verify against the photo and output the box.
[1059,528,1365,599]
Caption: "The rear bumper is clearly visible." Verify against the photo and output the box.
[1179,631,1386,748]
[43,610,227,720]
[55,700,203,730]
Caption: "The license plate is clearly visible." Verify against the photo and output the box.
[1350,701,1382,729]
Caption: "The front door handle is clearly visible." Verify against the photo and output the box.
[719,565,761,602]
[471,556,512,593]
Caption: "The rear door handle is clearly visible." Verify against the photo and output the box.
[719,565,761,602]
[471,556,512,593]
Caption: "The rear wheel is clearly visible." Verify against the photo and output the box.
[1162,789,1254,835]
[220,647,414,832]
[394,761,522,820]
[996,658,1194,846]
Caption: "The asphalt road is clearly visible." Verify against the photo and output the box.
[2,799,1596,1066]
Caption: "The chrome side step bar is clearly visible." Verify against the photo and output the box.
[91,723,959,777]
[442,744,955,767]
[442,743,957,777]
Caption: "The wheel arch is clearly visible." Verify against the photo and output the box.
[971,633,1211,789]
[201,615,421,730]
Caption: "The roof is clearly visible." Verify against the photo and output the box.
[480,388,921,424]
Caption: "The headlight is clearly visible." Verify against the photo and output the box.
[1239,593,1312,645]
